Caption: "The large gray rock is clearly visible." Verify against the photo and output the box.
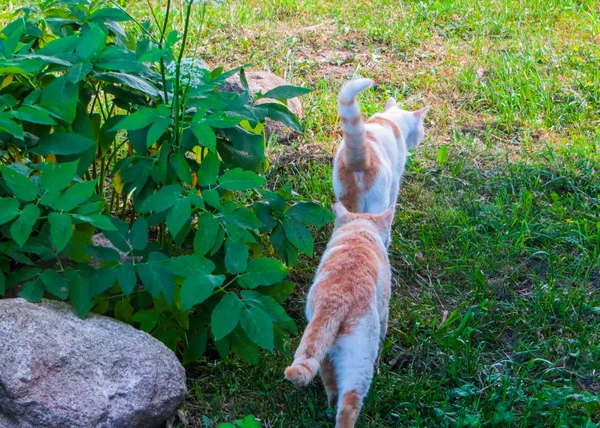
[225,71,304,142]
[0,298,186,428]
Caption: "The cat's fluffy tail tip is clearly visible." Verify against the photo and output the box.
[339,78,374,102]
[285,363,316,386]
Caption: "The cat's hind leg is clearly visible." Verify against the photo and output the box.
[320,354,339,407]
[331,313,380,428]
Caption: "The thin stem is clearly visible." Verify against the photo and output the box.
[144,0,162,33]
[159,0,172,105]
[178,3,207,139]
[108,0,158,43]
[110,189,117,213]
[173,1,194,147]
[120,194,128,218]
[159,0,171,45]
[104,139,129,177]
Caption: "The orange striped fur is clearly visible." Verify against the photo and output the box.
[285,203,393,427]
[333,78,429,215]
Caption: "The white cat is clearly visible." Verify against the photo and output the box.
[333,78,429,214]
[285,203,394,427]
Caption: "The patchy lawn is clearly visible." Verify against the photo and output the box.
[99,0,600,425]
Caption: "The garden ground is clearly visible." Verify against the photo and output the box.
[114,0,599,426]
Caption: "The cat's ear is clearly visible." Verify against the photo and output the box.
[380,206,395,228]
[413,106,430,122]
[385,97,397,111]
[333,203,349,219]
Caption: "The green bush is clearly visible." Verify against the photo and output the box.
[0,0,332,364]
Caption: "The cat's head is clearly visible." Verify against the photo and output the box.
[383,98,430,149]
[333,203,394,245]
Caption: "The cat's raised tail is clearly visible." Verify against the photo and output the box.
[284,306,345,386]
[337,78,374,170]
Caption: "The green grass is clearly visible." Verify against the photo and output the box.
[129,0,599,425]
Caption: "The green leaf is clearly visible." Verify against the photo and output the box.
[241,290,297,334]
[241,305,274,351]
[40,269,68,300]
[32,132,96,156]
[116,262,137,295]
[102,218,130,252]
[172,151,192,185]
[219,168,266,191]
[202,188,221,209]
[257,280,296,303]
[191,120,217,152]
[114,297,134,323]
[2,167,38,201]
[132,309,159,332]
[40,161,78,193]
[162,255,214,277]
[183,331,208,364]
[40,76,78,123]
[111,107,158,131]
[0,271,4,296]
[146,116,171,147]
[139,184,182,213]
[194,213,220,256]
[437,145,449,166]
[38,34,80,56]
[48,212,73,252]
[167,198,191,238]
[0,198,20,225]
[13,105,56,125]
[214,337,230,359]
[51,180,96,211]
[18,278,44,302]
[262,85,312,100]
[225,238,248,274]
[283,218,314,257]
[252,202,278,233]
[238,258,289,289]
[89,8,132,23]
[129,217,148,251]
[229,326,259,365]
[180,273,225,311]
[211,292,243,340]
[76,23,107,60]
[197,150,220,186]
[286,202,334,227]
[204,114,242,129]
[89,267,117,297]
[236,415,262,428]
[222,207,263,230]
[94,72,160,98]
[72,214,117,231]
[85,245,121,262]
[67,61,93,83]
[262,102,302,133]
[10,204,40,247]
[65,268,93,317]
[0,114,23,139]
[137,254,175,304]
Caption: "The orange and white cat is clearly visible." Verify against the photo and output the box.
[285,203,393,428]
[333,78,429,214]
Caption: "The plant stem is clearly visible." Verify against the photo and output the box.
[178,3,207,137]
[159,0,172,106]
[110,190,117,213]
[108,0,158,43]
[173,1,194,147]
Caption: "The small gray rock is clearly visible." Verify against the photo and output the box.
[225,71,304,142]
[0,298,186,428]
